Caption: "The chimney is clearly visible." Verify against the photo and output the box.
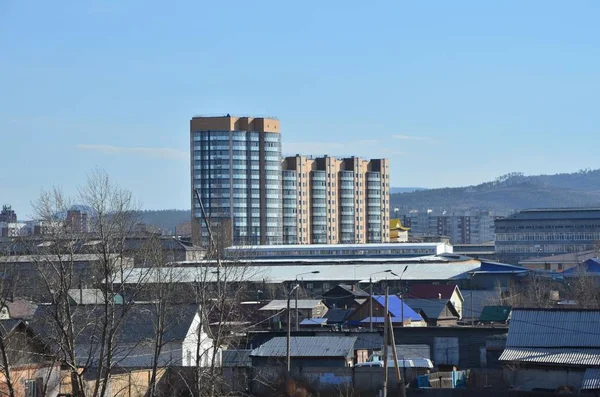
[438,293,442,300]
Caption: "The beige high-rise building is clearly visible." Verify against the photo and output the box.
[282,155,390,244]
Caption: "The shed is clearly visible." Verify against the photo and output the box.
[479,306,511,324]
[500,308,600,392]
[250,336,357,368]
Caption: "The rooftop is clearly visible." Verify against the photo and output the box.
[408,284,460,300]
[259,300,323,311]
[250,336,357,358]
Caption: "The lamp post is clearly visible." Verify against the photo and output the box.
[369,269,392,331]
[294,271,320,331]
[287,284,300,373]
[392,266,409,326]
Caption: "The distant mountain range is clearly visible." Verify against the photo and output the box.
[134,169,600,232]
[390,169,600,212]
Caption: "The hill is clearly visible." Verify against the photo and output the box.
[391,169,600,212]
[136,209,190,233]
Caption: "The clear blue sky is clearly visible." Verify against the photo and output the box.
[1,1,599,218]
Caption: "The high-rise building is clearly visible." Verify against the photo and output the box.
[190,115,283,246]
[281,155,390,244]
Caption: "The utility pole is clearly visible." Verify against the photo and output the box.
[287,284,299,373]
[471,292,474,326]
[370,278,373,332]
[389,318,407,397]
[295,284,299,331]
[382,288,389,397]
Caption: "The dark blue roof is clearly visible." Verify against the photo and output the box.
[477,261,528,273]
[563,258,600,277]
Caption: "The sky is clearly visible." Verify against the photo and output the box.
[1,1,599,218]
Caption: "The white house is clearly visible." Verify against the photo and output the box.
[32,303,219,369]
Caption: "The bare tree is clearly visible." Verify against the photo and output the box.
[28,170,151,397]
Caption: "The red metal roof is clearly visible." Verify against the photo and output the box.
[408,284,459,300]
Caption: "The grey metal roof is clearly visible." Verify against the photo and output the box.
[67,289,108,305]
[506,309,600,348]
[582,368,600,390]
[250,336,357,358]
[499,347,600,366]
[221,349,252,367]
[118,260,482,285]
[403,299,458,320]
[259,300,323,311]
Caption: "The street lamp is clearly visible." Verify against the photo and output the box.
[369,269,392,331]
[295,271,320,331]
[286,284,300,373]
[392,266,409,326]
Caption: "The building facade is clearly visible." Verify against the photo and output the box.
[400,209,505,245]
[282,155,390,244]
[495,208,600,264]
[190,115,283,246]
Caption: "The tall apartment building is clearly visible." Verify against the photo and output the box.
[495,207,600,264]
[401,209,505,244]
[190,115,283,246]
[281,155,390,244]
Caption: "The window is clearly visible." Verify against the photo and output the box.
[322,282,330,290]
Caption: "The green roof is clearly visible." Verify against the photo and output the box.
[479,306,511,323]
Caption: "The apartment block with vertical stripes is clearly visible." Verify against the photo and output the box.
[190,115,390,246]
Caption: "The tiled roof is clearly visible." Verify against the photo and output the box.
[250,336,357,358]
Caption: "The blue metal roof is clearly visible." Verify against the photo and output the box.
[300,318,328,326]
[563,258,600,277]
[370,295,423,322]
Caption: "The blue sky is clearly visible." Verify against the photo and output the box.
[1,1,599,218]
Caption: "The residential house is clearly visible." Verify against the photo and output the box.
[31,303,218,369]
[499,308,600,392]
[250,336,357,368]
[408,284,464,319]
[259,299,327,329]
[0,319,61,397]
[323,308,355,325]
[347,295,425,327]
[479,306,511,324]
[322,284,369,309]
[403,298,460,327]
[2,299,38,320]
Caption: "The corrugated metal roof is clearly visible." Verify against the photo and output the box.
[499,347,600,366]
[118,261,483,284]
[259,300,323,311]
[461,290,503,320]
[250,336,357,358]
[300,318,327,326]
[221,349,252,367]
[582,368,600,390]
[506,309,600,348]
[404,299,458,320]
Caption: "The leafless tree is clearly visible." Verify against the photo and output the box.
[28,170,151,397]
